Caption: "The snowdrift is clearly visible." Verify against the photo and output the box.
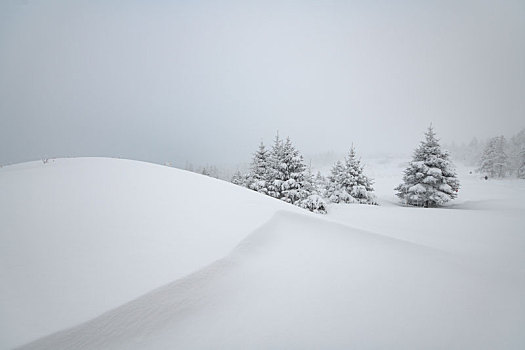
[2,157,525,349]
[0,158,299,349]
[19,211,525,349]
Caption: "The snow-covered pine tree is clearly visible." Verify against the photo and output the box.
[325,161,351,203]
[280,137,309,204]
[248,141,269,194]
[231,170,249,187]
[267,133,284,199]
[395,125,460,207]
[478,136,509,178]
[298,165,327,214]
[509,129,525,177]
[325,147,375,204]
[342,146,376,204]
[519,149,525,179]
[301,163,316,196]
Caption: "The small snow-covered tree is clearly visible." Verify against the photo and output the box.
[478,136,509,178]
[395,125,460,207]
[298,165,327,214]
[248,141,269,194]
[342,146,376,204]
[299,194,327,214]
[231,170,249,187]
[325,161,351,203]
[325,146,376,204]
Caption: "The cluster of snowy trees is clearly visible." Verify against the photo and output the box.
[231,133,376,213]
[395,125,460,208]
[229,124,524,211]
[447,128,525,179]
[476,130,525,179]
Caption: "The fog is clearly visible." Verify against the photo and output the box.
[1,0,524,166]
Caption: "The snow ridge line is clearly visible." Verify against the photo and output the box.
[17,209,450,350]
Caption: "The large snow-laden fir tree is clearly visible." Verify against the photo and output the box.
[478,136,509,178]
[395,125,459,207]
[325,146,376,204]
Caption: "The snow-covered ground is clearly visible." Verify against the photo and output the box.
[1,158,524,349]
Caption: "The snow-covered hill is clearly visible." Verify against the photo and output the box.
[0,158,300,349]
[2,158,524,349]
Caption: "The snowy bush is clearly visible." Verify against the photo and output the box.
[299,194,327,214]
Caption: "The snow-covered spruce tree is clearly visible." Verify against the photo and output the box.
[248,141,269,194]
[325,161,352,203]
[342,146,376,204]
[231,170,249,187]
[478,136,509,178]
[509,129,525,177]
[267,133,285,199]
[298,165,327,214]
[265,132,325,213]
[395,125,460,207]
[279,137,309,205]
[325,147,376,204]
[519,149,525,179]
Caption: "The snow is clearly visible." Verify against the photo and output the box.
[409,183,427,193]
[0,158,300,349]
[2,157,525,349]
[427,167,443,177]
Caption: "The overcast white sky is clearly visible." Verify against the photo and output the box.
[1,0,524,166]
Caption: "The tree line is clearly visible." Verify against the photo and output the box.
[447,128,525,179]
[231,126,463,212]
[230,133,376,214]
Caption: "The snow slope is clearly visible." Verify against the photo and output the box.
[0,158,299,349]
[3,158,525,349]
[19,212,525,350]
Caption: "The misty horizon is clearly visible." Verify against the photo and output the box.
[1,0,524,167]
